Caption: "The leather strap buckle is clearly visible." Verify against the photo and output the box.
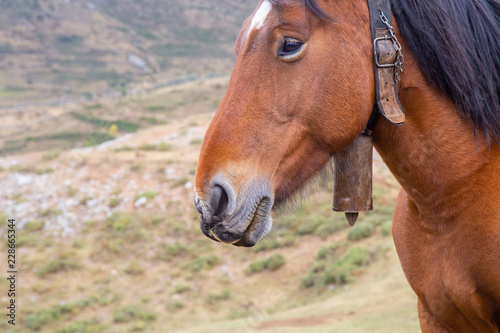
[374,35,397,68]
[366,0,406,128]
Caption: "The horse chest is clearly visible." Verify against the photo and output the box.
[393,192,500,331]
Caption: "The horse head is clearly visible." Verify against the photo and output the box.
[194,0,376,246]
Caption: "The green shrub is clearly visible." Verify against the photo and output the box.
[130,163,143,171]
[42,149,61,161]
[25,314,43,330]
[322,247,370,285]
[115,146,135,152]
[140,116,167,125]
[57,34,83,44]
[302,246,371,288]
[246,258,266,274]
[253,238,286,252]
[124,260,144,276]
[16,234,39,247]
[131,321,147,332]
[146,105,167,112]
[135,191,158,201]
[84,133,114,147]
[184,254,220,272]
[343,247,371,266]
[84,103,103,110]
[90,286,120,306]
[246,254,286,274]
[101,213,146,246]
[227,307,251,320]
[314,221,346,239]
[72,240,83,249]
[317,243,339,260]
[173,283,191,294]
[321,263,353,285]
[106,212,134,233]
[113,305,157,323]
[150,43,203,57]
[167,301,185,311]
[347,223,375,241]
[25,299,93,330]
[73,113,141,132]
[109,198,120,208]
[171,177,190,188]
[296,215,323,235]
[39,208,62,217]
[190,138,203,145]
[158,242,193,261]
[37,257,81,277]
[79,196,93,205]
[24,220,45,232]
[158,142,172,151]
[301,274,316,288]
[265,254,286,271]
[139,143,157,151]
[206,289,231,304]
[67,186,77,197]
[0,43,15,54]
[56,320,107,333]
[150,215,164,225]
[102,239,124,254]
[380,221,393,237]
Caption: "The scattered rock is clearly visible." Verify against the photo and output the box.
[128,54,147,69]
[135,196,147,207]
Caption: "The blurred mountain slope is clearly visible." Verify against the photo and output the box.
[0,0,258,105]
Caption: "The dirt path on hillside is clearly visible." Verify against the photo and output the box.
[256,312,353,329]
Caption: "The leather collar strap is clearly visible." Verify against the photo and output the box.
[365,0,405,134]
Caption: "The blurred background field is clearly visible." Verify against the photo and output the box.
[0,1,418,332]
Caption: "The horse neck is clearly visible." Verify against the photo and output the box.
[373,53,500,221]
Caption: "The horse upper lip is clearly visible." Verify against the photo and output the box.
[194,194,203,214]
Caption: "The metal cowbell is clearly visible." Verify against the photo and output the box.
[332,134,374,226]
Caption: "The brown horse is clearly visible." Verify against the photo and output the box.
[194,0,500,331]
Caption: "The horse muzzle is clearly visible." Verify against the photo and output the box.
[194,176,273,247]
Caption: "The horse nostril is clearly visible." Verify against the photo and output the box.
[211,185,229,218]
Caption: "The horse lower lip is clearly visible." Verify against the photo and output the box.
[209,229,241,245]
[233,238,256,247]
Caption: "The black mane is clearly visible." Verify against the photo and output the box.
[279,0,500,141]
[390,0,500,141]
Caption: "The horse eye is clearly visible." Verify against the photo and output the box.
[279,38,303,56]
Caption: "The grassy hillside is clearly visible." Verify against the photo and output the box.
[0,78,418,332]
[0,76,228,156]
[0,0,259,107]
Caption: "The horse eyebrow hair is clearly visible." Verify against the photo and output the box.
[268,0,332,21]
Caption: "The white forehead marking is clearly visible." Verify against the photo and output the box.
[247,0,273,38]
